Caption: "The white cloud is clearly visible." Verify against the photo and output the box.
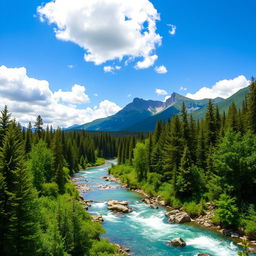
[0,65,121,128]
[54,84,90,104]
[186,75,249,100]
[155,88,168,96]
[38,0,162,69]
[155,65,168,74]
[104,66,114,73]
[135,55,158,69]
[67,64,74,69]
[168,24,176,35]
[104,65,122,73]
[128,93,132,98]
[179,86,187,91]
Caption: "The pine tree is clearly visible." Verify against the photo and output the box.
[34,115,43,138]
[52,129,66,193]
[24,122,32,153]
[176,146,194,197]
[0,105,11,147]
[0,122,40,256]
[205,100,216,146]
[247,78,256,133]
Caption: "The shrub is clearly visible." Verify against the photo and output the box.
[213,194,239,227]
[182,200,205,217]
[90,239,117,256]
[41,182,59,197]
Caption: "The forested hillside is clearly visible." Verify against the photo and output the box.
[0,110,124,256]
[112,79,256,243]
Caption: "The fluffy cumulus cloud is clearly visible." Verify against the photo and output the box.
[155,88,168,96]
[0,65,121,127]
[54,84,90,104]
[155,65,167,74]
[186,75,250,100]
[38,0,162,69]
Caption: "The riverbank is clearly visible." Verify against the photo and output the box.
[106,170,256,254]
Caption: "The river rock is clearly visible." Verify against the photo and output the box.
[197,254,212,256]
[167,211,191,223]
[92,215,103,223]
[168,238,186,247]
[107,200,131,213]
[149,204,159,209]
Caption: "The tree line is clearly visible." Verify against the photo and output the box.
[0,109,123,256]
[112,79,256,240]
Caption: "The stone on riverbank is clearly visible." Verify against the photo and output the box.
[92,215,103,223]
[166,210,191,223]
[168,238,186,247]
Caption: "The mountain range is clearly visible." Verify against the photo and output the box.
[69,87,249,132]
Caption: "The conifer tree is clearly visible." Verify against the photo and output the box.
[24,122,32,153]
[34,115,43,138]
[247,77,256,133]
[0,105,11,147]
[176,146,194,197]
[52,129,66,193]
[0,122,40,256]
[205,100,216,146]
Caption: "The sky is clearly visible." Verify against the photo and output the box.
[0,0,256,127]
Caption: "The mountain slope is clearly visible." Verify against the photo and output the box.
[192,87,249,120]
[70,88,248,132]
[75,98,163,131]
[127,94,223,131]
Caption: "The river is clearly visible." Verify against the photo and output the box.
[74,160,241,256]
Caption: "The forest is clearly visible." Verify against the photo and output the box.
[1,79,256,255]
[112,79,256,244]
[0,110,123,256]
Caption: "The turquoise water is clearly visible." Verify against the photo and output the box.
[74,161,241,256]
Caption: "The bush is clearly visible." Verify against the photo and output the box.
[182,200,205,217]
[244,220,256,239]
[213,194,239,227]
[158,183,174,204]
[90,239,117,256]
[41,182,59,197]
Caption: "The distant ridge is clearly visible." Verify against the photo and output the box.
[68,88,248,132]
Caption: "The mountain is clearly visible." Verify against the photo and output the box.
[192,87,249,120]
[74,98,164,131]
[127,93,223,131]
[70,88,248,132]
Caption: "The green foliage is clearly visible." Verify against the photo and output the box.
[89,239,118,256]
[41,182,59,198]
[95,157,105,166]
[0,122,40,255]
[28,140,54,191]
[213,194,239,227]
[182,200,205,217]
[0,109,120,256]
[133,142,148,181]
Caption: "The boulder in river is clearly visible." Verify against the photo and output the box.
[197,254,212,256]
[149,204,159,209]
[107,200,132,213]
[168,237,186,247]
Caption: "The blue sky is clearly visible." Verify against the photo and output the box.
[0,0,255,127]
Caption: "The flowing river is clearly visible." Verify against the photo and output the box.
[74,161,242,256]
